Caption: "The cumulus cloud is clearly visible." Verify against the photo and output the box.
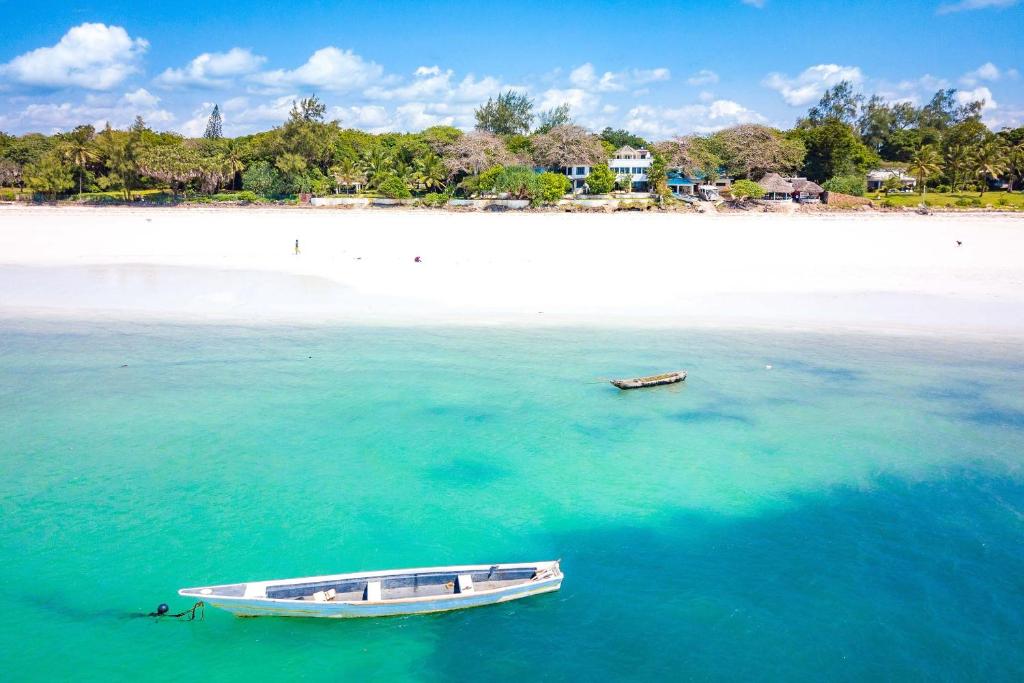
[363,66,507,103]
[624,99,765,138]
[249,47,384,92]
[687,69,719,86]
[156,48,266,88]
[569,63,670,92]
[937,0,1019,14]
[956,86,997,110]
[762,64,864,106]
[0,23,148,91]
[1,89,173,133]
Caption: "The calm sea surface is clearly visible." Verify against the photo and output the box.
[1,321,1022,681]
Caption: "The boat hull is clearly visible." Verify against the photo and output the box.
[179,561,562,619]
[611,370,686,390]
[201,577,561,618]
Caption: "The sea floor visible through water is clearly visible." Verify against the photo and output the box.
[1,320,1022,681]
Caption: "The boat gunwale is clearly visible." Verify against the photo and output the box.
[178,561,561,606]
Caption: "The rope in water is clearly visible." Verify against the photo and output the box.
[149,601,205,621]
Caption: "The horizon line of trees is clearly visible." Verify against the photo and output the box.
[2,84,1022,202]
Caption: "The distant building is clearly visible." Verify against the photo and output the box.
[786,177,824,203]
[758,173,795,201]
[562,145,653,192]
[866,169,916,192]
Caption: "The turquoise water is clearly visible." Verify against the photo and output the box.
[1,321,1023,681]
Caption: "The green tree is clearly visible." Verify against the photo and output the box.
[536,104,572,134]
[330,157,366,194]
[535,172,570,203]
[599,128,647,149]
[60,125,97,197]
[943,143,972,192]
[474,91,534,136]
[413,153,446,192]
[972,138,1008,196]
[647,152,670,199]
[907,146,942,195]
[24,153,74,199]
[798,119,879,182]
[377,174,412,199]
[136,143,202,198]
[242,160,283,197]
[204,105,223,139]
[806,81,863,126]
[729,179,765,200]
[360,147,392,189]
[492,166,538,199]
[821,174,866,196]
[585,164,616,194]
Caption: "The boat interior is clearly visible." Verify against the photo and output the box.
[269,566,543,602]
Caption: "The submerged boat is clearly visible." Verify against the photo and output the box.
[610,370,687,390]
[179,560,562,618]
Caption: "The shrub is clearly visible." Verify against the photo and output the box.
[585,164,616,194]
[730,179,765,200]
[934,184,950,193]
[377,175,412,199]
[881,198,898,208]
[420,192,450,207]
[954,196,982,208]
[476,165,504,194]
[493,166,538,199]
[996,195,1009,206]
[822,174,866,197]
[242,160,284,197]
[535,172,570,204]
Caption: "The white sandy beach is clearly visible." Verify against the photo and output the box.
[1,205,1022,336]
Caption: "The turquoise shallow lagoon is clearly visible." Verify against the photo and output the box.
[1,321,1023,681]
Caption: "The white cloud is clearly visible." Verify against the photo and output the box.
[569,62,670,92]
[624,99,766,138]
[249,47,384,92]
[364,66,507,103]
[687,69,719,86]
[956,86,997,110]
[762,64,864,106]
[937,0,1019,14]
[2,89,173,133]
[156,48,266,88]
[0,23,148,91]
[538,87,600,115]
[742,0,766,7]
[228,95,296,125]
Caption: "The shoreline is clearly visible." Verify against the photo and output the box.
[2,205,1023,338]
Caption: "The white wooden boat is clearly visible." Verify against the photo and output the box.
[611,370,687,390]
[179,560,562,618]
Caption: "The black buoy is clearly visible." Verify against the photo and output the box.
[155,603,169,616]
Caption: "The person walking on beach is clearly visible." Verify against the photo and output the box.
[295,239,300,255]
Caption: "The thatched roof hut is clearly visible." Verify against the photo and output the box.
[758,173,795,200]
[789,178,823,194]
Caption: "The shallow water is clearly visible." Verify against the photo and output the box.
[1,321,1022,681]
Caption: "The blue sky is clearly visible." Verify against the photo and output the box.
[1,0,1021,137]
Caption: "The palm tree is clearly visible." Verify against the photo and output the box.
[221,140,246,191]
[62,134,98,197]
[907,145,942,196]
[414,154,447,193]
[360,148,392,189]
[1008,141,1024,193]
[329,157,365,194]
[943,143,972,193]
[973,139,1009,196]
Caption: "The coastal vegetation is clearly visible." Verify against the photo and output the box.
[1,83,1022,206]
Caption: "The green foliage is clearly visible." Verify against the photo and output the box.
[599,128,647,149]
[493,166,538,199]
[377,175,412,199]
[822,174,867,196]
[242,160,284,197]
[535,172,571,203]
[797,119,879,182]
[476,165,504,194]
[24,153,74,198]
[536,104,572,134]
[647,153,669,199]
[955,196,983,208]
[420,191,451,207]
[730,179,765,200]
[585,164,616,194]
[474,91,534,136]
[504,134,533,158]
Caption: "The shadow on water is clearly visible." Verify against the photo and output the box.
[668,406,754,425]
[778,359,863,383]
[419,469,1024,682]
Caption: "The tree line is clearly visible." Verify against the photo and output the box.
[1,83,1022,202]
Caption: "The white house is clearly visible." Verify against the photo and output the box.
[866,169,916,192]
[563,145,653,192]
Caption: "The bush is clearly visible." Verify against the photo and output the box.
[881,198,898,208]
[730,179,765,200]
[954,196,982,208]
[585,164,616,194]
[476,165,504,194]
[535,172,570,204]
[996,195,1009,206]
[420,192,450,207]
[210,191,262,203]
[242,160,284,198]
[822,174,866,197]
[934,184,950,193]
[493,166,538,199]
[377,175,412,199]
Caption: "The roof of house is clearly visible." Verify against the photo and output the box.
[867,169,913,181]
[788,177,824,193]
[758,173,795,194]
